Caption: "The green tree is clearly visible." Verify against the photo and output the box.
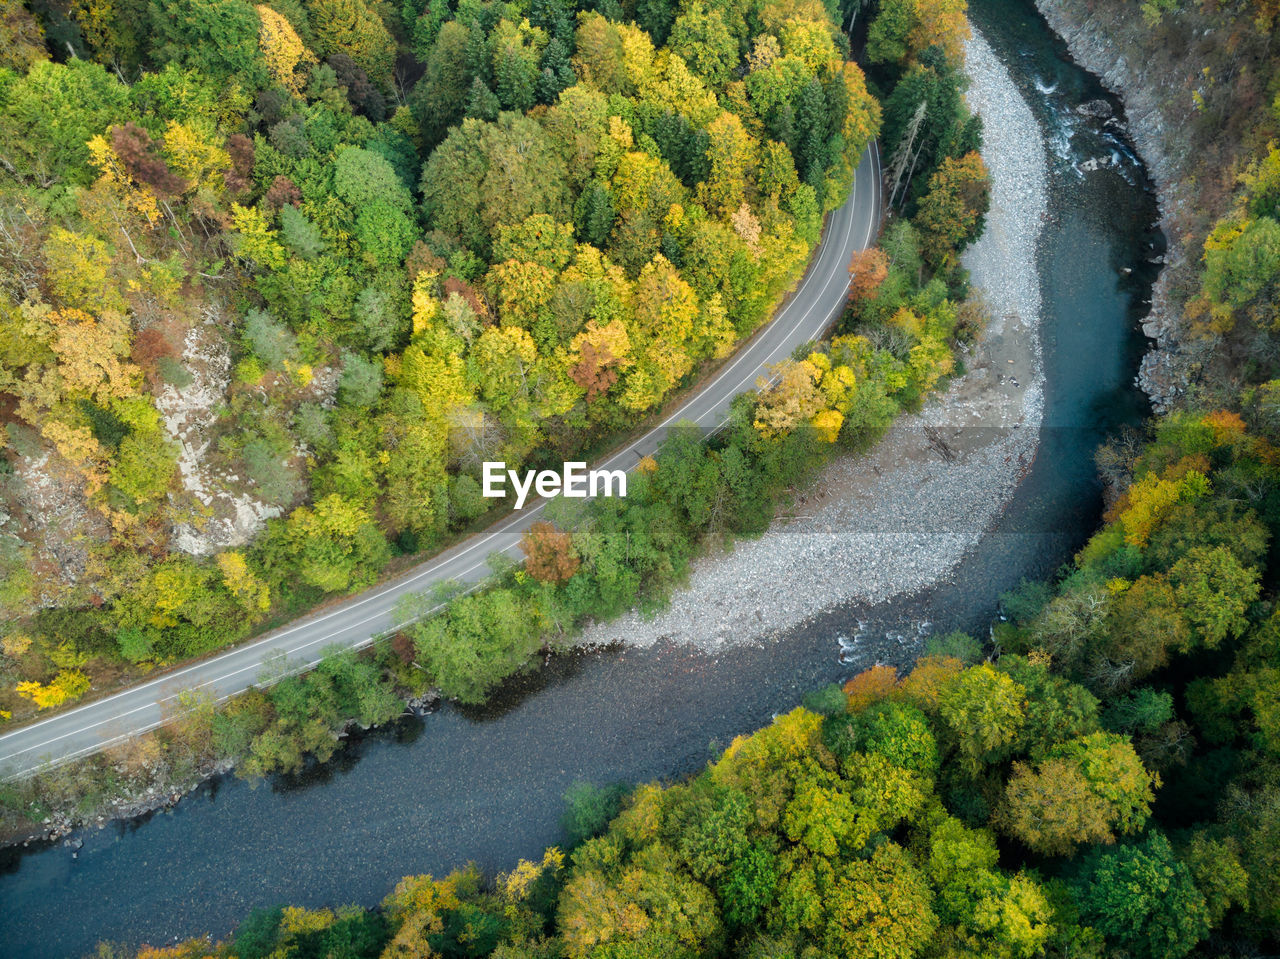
[409,588,545,703]
[1168,545,1260,648]
[1073,832,1211,959]
[410,20,473,148]
[421,114,572,258]
[274,494,391,593]
[0,60,133,186]
[669,2,738,88]
[936,663,1025,773]
[1204,216,1280,315]
[148,0,268,88]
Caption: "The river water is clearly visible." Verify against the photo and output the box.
[0,1,1161,953]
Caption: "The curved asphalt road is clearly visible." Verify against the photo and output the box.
[0,142,883,779]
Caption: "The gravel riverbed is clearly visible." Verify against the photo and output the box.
[576,25,1049,652]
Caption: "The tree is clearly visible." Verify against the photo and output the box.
[867,0,916,64]
[109,429,178,504]
[255,4,315,92]
[1181,833,1249,926]
[329,52,386,119]
[421,114,572,258]
[848,247,890,303]
[243,309,297,368]
[849,700,939,777]
[491,18,547,112]
[867,0,968,65]
[910,0,969,64]
[561,780,629,846]
[923,817,1054,958]
[410,20,473,148]
[1168,545,1260,648]
[410,589,545,703]
[700,112,754,217]
[791,842,938,959]
[914,151,990,267]
[339,352,384,406]
[1101,574,1191,684]
[308,0,395,88]
[15,669,91,709]
[1073,832,1210,959]
[465,77,501,121]
[572,13,628,94]
[999,732,1156,855]
[275,494,391,594]
[753,358,825,437]
[148,0,268,89]
[669,2,738,88]
[557,841,724,958]
[936,663,1025,773]
[1203,216,1280,315]
[109,122,188,198]
[278,203,325,259]
[216,551,271,618]
[333,145,416,266]
[520,522,580,584]
[0,0,46,71]
[0,60,132,186]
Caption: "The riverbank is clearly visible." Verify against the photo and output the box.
[575,25,1048,653]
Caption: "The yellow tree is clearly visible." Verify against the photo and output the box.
[470,325,538,408]
[216,550,271,619]
[231,203,288,270]
[620,255,700,409]
[909,0,969,65]
[779,17,837,71]
[380,873,462,958]
[753,357,825,437]
[255,4,316,93]
[700,112,755,218]
[48,308,139,403]
[631,254,698,341]
[999,733,1157,855]
[393,328,474,424]
[841,62,882,161]
[489,258,556,328]
[41,228,122,313]
[16,670,90,709]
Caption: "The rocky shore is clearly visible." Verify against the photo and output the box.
[3,755,236,850]
[575,26,1049,653]
[1032,0,1190,411]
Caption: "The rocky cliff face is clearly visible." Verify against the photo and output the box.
[1033,0,1195,411]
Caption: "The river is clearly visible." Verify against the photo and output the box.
[0,0,1161,953]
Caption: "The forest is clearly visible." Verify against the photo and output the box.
[0,0,988,727]
[0,0,899,719]
[0,0,995,840]
[35,0,1280,949]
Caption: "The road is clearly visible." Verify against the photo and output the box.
[0,141,883,779]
